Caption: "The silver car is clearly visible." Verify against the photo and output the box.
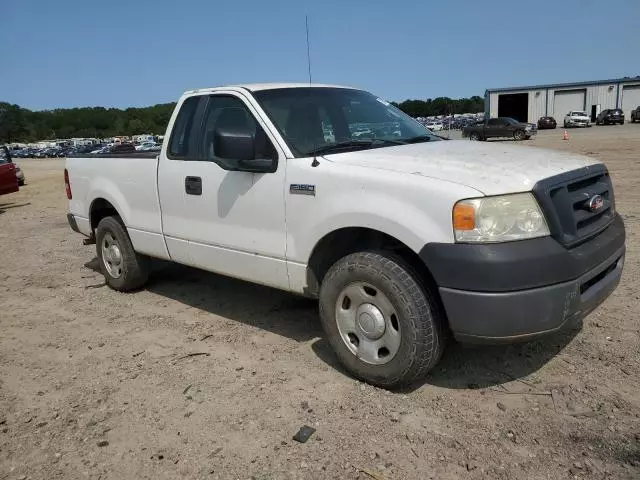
[564,111,591,128]
[15,164,25,186]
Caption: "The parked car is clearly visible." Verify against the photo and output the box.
[0,146,19,195]
[596,109,624,125]
[563,111,591,128]
[462,117,537,140]
[109,143,137,153]
[14,164,25,186]
[537,116,557,129]
[425,122,444,132]
[64,83,625,389]
[135,142,157,151]
[630,106,640,123]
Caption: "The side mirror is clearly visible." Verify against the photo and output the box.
[214,127,276,173]
[214,127,254,162]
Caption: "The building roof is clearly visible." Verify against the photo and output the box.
[486,76,640,94]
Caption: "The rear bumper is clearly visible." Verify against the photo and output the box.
[420,215,625,343]
[67,213,80,233]
[67,213,91,237]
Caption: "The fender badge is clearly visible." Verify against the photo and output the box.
[290,184,315,196]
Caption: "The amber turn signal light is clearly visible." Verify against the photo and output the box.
[453,202,476,230]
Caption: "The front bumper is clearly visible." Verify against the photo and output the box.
[420,215,625,343]
[567,120,590,127]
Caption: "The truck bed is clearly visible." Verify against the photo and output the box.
[66,153,167,259]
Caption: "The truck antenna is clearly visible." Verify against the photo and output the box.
[306,15,320,167]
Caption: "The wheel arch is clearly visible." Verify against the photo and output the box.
[305,227,440,303]
[89,197,122,234]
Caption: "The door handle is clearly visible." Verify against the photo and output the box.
[185,176,202,195]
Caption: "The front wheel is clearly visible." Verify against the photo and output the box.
[469,132,480,141]
[95,216,149,292]
[319,251,444,389]
[513,129,526,141]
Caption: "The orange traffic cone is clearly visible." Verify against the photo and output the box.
[563,130,569,140]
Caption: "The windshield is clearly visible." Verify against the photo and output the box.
[253,87,439,157]
[572,111,588,117]
[503,117,519,124]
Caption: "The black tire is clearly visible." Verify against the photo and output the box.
[319,251,444,389]
[469,132,480,141]
[513,129,526,141]
[95,216,149,292]
[18,180,25,186]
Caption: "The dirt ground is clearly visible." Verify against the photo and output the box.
[1,125,639,480]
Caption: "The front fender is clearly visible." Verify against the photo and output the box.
[286,169,480,265]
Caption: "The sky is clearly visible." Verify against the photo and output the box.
[2,0,639,110]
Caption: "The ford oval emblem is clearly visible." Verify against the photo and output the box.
[588,195,604,212]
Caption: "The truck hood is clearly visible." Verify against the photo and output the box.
[324,140,601,196]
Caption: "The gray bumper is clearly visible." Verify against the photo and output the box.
[440,247,624,343]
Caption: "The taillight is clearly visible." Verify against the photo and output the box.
[64,168,72,199]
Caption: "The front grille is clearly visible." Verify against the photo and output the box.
[533,165,615,247]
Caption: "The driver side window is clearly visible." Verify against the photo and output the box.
[200,95,275,162]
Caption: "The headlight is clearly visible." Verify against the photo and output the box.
[453,193,549,243]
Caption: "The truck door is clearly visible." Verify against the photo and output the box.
[485,118,501,137]
[157,91,289,290]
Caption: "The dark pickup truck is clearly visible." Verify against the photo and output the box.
[631,106,640,123]
[462,117,537,141]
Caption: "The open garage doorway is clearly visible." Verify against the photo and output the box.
[497,93,529,122]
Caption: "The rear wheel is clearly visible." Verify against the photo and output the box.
[95,216,149,292]
[319,251,444,389]
[513,129,526,141]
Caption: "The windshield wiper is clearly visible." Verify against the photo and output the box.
[306,138,407,156]
[403,135,433,144]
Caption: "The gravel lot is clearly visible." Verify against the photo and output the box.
[1,125,639,480]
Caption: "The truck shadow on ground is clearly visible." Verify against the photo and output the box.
[311,327,578,392]
[86,258,578,391]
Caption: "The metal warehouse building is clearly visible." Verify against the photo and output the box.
[485,77,640,123]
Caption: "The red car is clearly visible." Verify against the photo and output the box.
[0,146,19,196]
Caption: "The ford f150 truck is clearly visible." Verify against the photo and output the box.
[462,117,537,141]
[65,84,625,388]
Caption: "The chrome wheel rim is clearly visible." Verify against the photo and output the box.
[335,282,401,365]
[101,232,123,278]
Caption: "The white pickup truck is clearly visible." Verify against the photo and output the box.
[66,83,625,388]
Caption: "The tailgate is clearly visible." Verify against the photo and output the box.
[0,163,19,195]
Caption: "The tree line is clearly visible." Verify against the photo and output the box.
[391,96,485,118]
[0,95,485,143]
[0,102,176,143]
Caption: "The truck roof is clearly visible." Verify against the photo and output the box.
[184,82,358,95]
